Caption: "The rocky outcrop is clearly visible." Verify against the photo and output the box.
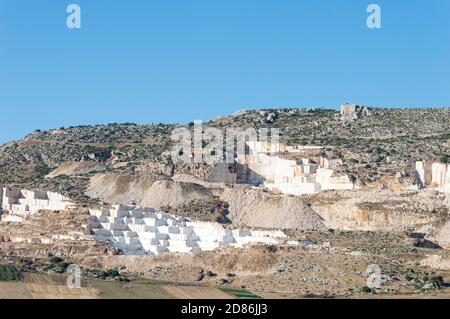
[237,141,354,195]
[340,103,371,122]
[2,187,76,215]
[309,188,449,241]
[312,199,440,232]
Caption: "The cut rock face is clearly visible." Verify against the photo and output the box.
[236,141,354,195]
[87,204,288,256]
[1,187,75,216]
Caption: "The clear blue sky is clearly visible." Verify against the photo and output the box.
[1,0,449,143]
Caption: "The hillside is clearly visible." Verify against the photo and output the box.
[1,106,450,298]
[1,106,450,200]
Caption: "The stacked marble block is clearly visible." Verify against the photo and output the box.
[87,204,286,256]
[1,187,74,216]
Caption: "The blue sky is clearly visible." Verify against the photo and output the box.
[0,0,449,143]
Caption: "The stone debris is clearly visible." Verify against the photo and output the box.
[220,185,326,230]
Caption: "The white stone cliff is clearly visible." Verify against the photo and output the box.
[415,161,450,193]
[0,188,288,256]
[87,204,287,256]
[1,187,76,218]
[237,141,354,195]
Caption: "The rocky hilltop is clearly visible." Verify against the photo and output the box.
[2,106,450,192]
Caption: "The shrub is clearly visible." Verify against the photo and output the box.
[0,265,21,281]
[102,268,120,278]
[361,286,375,293]
[50,256,64,264]
[34,164,51,179]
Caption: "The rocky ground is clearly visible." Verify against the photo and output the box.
[1,106,450,298]
[1,210,449,298]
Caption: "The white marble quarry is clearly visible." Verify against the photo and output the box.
[237,141,354,195]
[1,187,75,216]
[431,162,450,193]
[86,205,287,256]
[0,188,290,256]
[415,161,450,193]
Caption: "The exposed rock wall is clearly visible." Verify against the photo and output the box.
[415,161,450,193]
[237,141,354,195]
[309,187,449,250]
[87,204,287,256]
[312,200,439,232]
[1,187,75,216]
[431,162,450,193]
